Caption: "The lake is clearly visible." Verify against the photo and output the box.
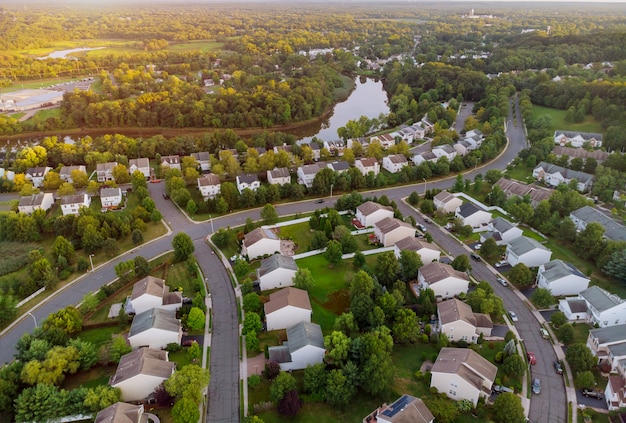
[38,47,105,60]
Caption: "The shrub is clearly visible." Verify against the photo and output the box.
[248,374,261,389]
[165,343,182,353]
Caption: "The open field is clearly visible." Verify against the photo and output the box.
[532,105,603,134]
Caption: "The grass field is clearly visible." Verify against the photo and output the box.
[532,105,603,134]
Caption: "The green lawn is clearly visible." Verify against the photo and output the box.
[503,163,535,183]
[533,105,603,134]
[277,222,314,254]
[75,325,122,348]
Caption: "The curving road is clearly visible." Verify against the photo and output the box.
[0,97,563,423]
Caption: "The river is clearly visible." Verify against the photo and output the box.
[37,47,105,60]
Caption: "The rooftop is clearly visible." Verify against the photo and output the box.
[357,201,393,217]
[264,287,311,315]
[375,217,415,235]
[589,324,626,344]
[257,254,298,277]
[128,308,180,337]
[287,321,325,353]
[243,227,279,247]
[237,173,259,184]
[507,236,550,255]
[110,348,174,386]
[198,173,220,186]
[419,261,469,284]
[540,259,588,283]
[581,286,624,313]
[570,206,626,242]
[431,347,497,389]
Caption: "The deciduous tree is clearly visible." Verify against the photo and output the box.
[172,232,195,262]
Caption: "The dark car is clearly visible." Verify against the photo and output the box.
[582,388,604,399]
[553,360,563,375]
[471,253,481,261]
[315,199,324,204]
[162,192,169,199]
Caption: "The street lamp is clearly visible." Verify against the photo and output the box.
[423,178,427,194]
[27,312,38,328]
[330,184,334,199]
[208,215,214,234]
[89,254,95,272]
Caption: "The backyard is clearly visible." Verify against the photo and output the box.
[532,105,603,135]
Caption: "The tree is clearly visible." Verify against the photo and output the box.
[575,371,596,389]
[375,251,399,287]
[324,331,351,367]
[353,251,365,268]
[165,364,210,402]
[134,256,150,278]
[493,392,526,423]
[324,240,343,266]
[243,293,261,313]
[425,396,459,423]
[172,232,194,262]
[603,249,626,282]
[325,369,354,407]
[408,191,420,206]
[566,343,596,372]
[57,182,76,197]
[102,237,119,258]
[270,371,297,403]
[260,204,279,225]
[508,263,533,287]
[558,217,577,243]
[451,254,470,272]
[557,324,575,344]
[399,250,422,281]
[83,385,122,412]
[44,306,82,334]
[420,199,434,214]
[109,335,132,363]
[303,363,327,395]
[52,235,75,265]
[112,164,131,184]
[392,308,420,344]
[114,260,135,283]
[550,311,567,327]
[233,259,250,279]
[243,312,262,335]
[30,257,56,289]
[186,307,205,331]
[67,338,98,371]
[278,390,301,416]
[574,222,605,261]
[503,354,526,378]
[479,237,499,260]
[171,397,200,423]
[293,268,315,291]
[531,288,554,309]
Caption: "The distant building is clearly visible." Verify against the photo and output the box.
[267,167,290,185]
[554,130,603,148]
[25,166,51,188]
[374,217,416,247]
[417,262,469,299]
[61,193,91,216]
[356,201,394,227]
[268,321,325,371]
[438,298,493,343]
[256,254,298,291]
[354,157,380,176]
[101,187,123,208]
[128,158,151,179]
[236,173,260,193]
[433,191,463,214]
[455,203,492,229]
[505,236,552,267]
[570,206,626,243]
[382,154,409,173]
[532,162,593,192]
[264,287,312,331]
[197,174,221,200]
[59,165,86,183]
[18,193,54,215]
[161,155,181,171]
[96,162,117,182]
[537,260,590,296]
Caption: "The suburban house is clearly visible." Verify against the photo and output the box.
[268,321,325,371]
[398,125,418,143]
[356,201,394,227]
[267,167,291,185]
[59,165,86,183]
[394,236,441,264]
[536,260,590,296]
[17,193,54,215]
[412,151,438,166]
[455,203,492,229]
[297,163,326,188]
[479,217,523,246]
[373,133,396,149]
[327,160,350,174]
[532,162,593,192]
[465,129,484,146]
[256,254,299,291]
[60,193,91,216]
[417,261,469,300]
[127,308,182,350]
[355,157,380,176]
[96,162,117,182]
[570,206,626,243]
[307,141,321,160]
[382,154,409,173]
[579,286,626,328]
[430,347,497,407]
[438,298,493,343]
[191,152,211,172]
[25,166,51,188]
[605,359,626,411]
[236,173,260,193]
[241,227,281,260]
[558,298,590,322]
[95,402,147,423]
[374,217,416,247]
[128,158,151,179]
[432,144,457,161]
[495,178,553,207]
[161,155,181,170]
[554,130,603,148]
[363,395,434,423]
[264,287,312,331]
[433,191,463,214]
[110,348,175,402]
[127,276,183,315]
[453,140,472,157]
[323,140,345,156]
[586,324,626,372]
[505,236,552,267]
[552,146,609,164]
[197,174,221,200]
[101,187,123,208]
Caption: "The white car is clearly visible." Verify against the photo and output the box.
[508,311,518,322]
[495,260,508,267]
[497,277,508,287]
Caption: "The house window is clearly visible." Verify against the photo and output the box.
[450,382,458,388]
[604,321,608,326]
[449,390,457,396]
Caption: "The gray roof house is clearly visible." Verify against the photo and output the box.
[327,161,350,174]
[570,206,626,242]
[537,259,590,296]
[256,254,298,291]
[128,308,182,350]
[268,321,325,371]
[455,202,492,228]
[505,236,552,267]
[480,217,523,246]
[532,161,593,192]
[579,286,626,328]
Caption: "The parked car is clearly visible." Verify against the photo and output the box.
[526,352,536,365]
[532,379,541,395]
[424,218,431,224]
[582,389,604,399]
[474,243,482,250]
[497,277,508,287]
[540,328,549,339]
[553,360,563,375]
[417,223,427,232]
[471,253,481,261]
[162,192,169,199]
[315,199,324,204]
[495,260,508,267]
[492,385,514,394]
[508,310,518,322]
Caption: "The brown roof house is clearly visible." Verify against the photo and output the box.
[241,227,281,260]
[430,347,497,407]
[127,276,182,315]
[438,298,493,343]
[127,308,182,350]
[374,217,416,247]
[110,348,175,402]
[95,402,148,423]
[355,157,380,176]
[264,287,312,331]
[356,201,394,227]
[433,191,463,214]
[197,173,221,200]
[363,394,434,423]
[394,236,441,264]
[417,262,469,300]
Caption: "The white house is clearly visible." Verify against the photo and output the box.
[532,162,593,192]
[60,193,91,216]
[267,167,290,185]
[479,217,523,246]
[236,173,260,193]
[95,402,146,423]
[17,193,54,215]
[570,206,626,243]
[605,361,626,411]
[354,157,380,176]
[190,152,211,172]
[394,236,441,264]
[297,163,326,188]
[430,347,497,407]
[59,165,86,183]
[364,395,434,423]
[161,155,181,170]
[268,321,325,371]
[256,254,299,291]
[412,151,438,166]
[96,162,117,182]
[382,154,409,173]
[554,130,603,148]
[356,201,394,227]
[197,173,221,200]
[307,141,322,160]
[127,308,182,350]
[128,158,151,179]
[128,276,183,315]
[110,348,175,402]
[101,187,123,208]
[586,324,626,372]
[455,203,492,229]
[579,286,626,328]
[417,261,469,300]
[536,260,590,296]
[241,227,282,260]
[25,166,51,188]
[505,236,552,267]
[327,161,350,174]
[558,298,589,322]
[438,298,493,343]
[323,140,345,157]
[264,287,312,331]
[433,191,463,214]
[374,217,416,247]
[432,144,457,161]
